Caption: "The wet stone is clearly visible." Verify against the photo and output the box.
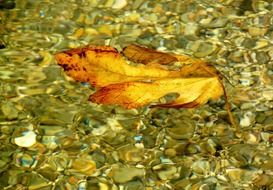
[242,38,256,49]
[36,164,59,181]
[166,119,195,140]
[13,130,37,148]
[256,51,270,64]
[117,144,144,162]
[226,168,261,185]
[1,101,19,120]
[14,152,36,168]
[121,180,144,190]
[191,160,211,176]
[204,17,228,28]
[183,23,200,40]
[154,165,178,180]
[229,144,257,167]
[248,27,268,36]
[191,41,217,58]
[17,172,51,190]
[112,166,145,183]
[69,158,96,176]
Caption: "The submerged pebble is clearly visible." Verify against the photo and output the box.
[14,130,37,148]
[112,167,145,183]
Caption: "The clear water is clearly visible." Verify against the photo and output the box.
[0,0,273,189]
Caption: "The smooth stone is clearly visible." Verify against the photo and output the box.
[255,112,266,123]
[255,39,269,49]
[253,174,271,187]
[166,119,195,140]
[205,17,228,28]
[251,0,269,12]
[164,148,177,157]
[37,164,59,181]
[248,27,268,36]
[122,180,144,190]
[112,167,145,183]
[14,131,37,148]
[201,138,223,155]
[264,124,273,132]
[256,51,269,64]
[191,160,211,175]
[243,38,256,49]
[112,0,127,9]
[70,158,96,175]
[262,90,273,100]
[132,0,144,9]
[1,101,19,120]
[240,111,255,127]
[118,144,144,162]
[14,152,35,168]
[41,136,58,150]
[184,23,200,40]
[228,50,244,62]
[260,132,273,142]
[156,165,178,180]
[229,144,257,167]
[192,41,216,58]
[242,132,260,144]
[26,69,47,83]
[226,168,260,184]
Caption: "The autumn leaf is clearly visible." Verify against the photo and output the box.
[55,44,238,129]
[55,44,224,109]
[122,44,178,65]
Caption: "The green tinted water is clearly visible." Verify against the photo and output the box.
[0,0,273,189]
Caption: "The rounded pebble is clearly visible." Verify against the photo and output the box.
[14,131,37,148]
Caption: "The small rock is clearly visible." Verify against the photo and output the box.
[156,165,178,180]
[228,50,244,62]
[240,112,254,127]
[193,41,217,58]
[184,23,200,40]
[167,119,195,140]
[256,51,269,64]
[70,158,96,175]
[248,27,268,36]
[14,152,35,168]
[191,160,211,175]
[112,0,127,9]
[240,117,250,127]
[1,101,19,120]
[226,168,260,184]
[243,38,256,49]
[112,167,144,183]
[205,17,228,28]
[253,174,271,187]
[14,131,37,148]
[118,144,144,162]
[164,148,177,157]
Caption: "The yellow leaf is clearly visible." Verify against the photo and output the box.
[55,45,223,109]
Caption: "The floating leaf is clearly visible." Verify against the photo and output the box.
[122,44,178,65]
[55,45,224,109]
[56,44,238,128]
